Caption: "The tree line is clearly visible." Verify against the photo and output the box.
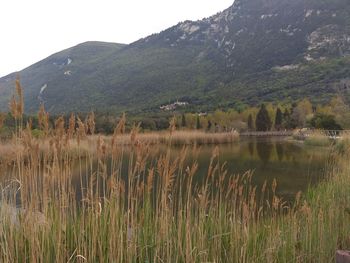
[251,102,342,131]
[0,96,347,138]
[176,97,346,132]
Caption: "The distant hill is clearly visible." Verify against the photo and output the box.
[1,0,350,114]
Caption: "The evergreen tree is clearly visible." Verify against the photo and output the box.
[247,114,254,131]
[181,114,186,128]
[207,120,212,131]
[288,103,299,129]
[274,107,283,131]
[255,104,272,131]
[283,109,291,129]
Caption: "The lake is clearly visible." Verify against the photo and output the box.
[0,137,331,204]
[191,137,330,200]
[67,137,331,202]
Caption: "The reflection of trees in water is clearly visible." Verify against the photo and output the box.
[283,142,303,161]
[248,141,254,157]
[275,143,284,161]
[256,141,273,164]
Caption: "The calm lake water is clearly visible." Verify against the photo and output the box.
[190,138,330,200]
[71,137,331,202]
[1,138,331,203]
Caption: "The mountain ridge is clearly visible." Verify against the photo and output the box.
[1,0,350,114]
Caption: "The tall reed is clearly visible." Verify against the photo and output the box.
[0,84,348,262]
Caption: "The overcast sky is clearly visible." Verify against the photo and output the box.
[0,0,234,77]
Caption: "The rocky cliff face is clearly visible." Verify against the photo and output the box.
[142,0,350,72]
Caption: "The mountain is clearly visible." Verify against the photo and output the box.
[0,42,126,113]
[1,0,350,114]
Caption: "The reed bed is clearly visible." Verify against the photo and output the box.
[99,129,239,146]
[0,111,349,262]
[303,130,333,147]
[0,130,238,164]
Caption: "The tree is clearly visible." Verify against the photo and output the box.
[281,108,290,129]
[155,118,169,130]
[207,120,212,131]
[181,114,186,128]
[286,104,298,129]
[255,104,272,131]
[309,113,342,130]
[196,115,201,130]
[329,96,350,128]
[184,113,196,128]
[247,114,254,131]
[289,99,313,128]
[141,118,156,131]
[0,113,6,130]
[213,110,227,128]
[274,108,283,131]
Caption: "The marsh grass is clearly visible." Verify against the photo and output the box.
[0,129,238,165]
[303,130,333,147]
[104,130,239,146]
[0,111,349,262]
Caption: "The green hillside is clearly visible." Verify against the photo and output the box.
[0,0,350,114]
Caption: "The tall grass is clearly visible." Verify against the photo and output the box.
[303,130,333,147]
[91,130,239,146]
[0,111,349,262]
[0,130,238,164]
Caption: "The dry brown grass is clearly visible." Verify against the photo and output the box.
[104,130,239,146]
[0,130,238,164]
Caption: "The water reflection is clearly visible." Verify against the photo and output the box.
[68,138,329,201]
[248,141,254,157]
[276,143,284,161]
[192,138,329,200]
[1,138,330,203]
[256,141,273,164]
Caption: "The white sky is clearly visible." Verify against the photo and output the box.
[0,0,234,77]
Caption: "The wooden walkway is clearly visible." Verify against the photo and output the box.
[240,131,294,137]
[240,130,350,138]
